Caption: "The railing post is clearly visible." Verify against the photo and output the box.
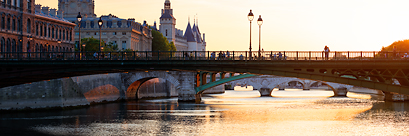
[296,51,299,60]
[245,51,248,62]
[133,51,136,60]
[348,51,349,60]
[233,51,235,60]
[335,52,337,60]
[373,51,375,59]
[207,51,209,60]
[284,51,286,60]
[195,51,197,60]
[360,51,363,60]
[145,51,148,60]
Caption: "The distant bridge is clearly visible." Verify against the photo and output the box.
[1,51,409,101]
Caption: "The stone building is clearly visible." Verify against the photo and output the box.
[59,0,152,51]
[157,0,206,51]
[0,0,75,55]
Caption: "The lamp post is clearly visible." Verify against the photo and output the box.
[257,15,263,60]
[248,10,254,60]
[77,12,82,52]
[98,17,103,52]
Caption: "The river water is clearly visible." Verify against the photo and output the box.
[1,89,409,136]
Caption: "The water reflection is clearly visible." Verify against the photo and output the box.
[1,90,409,135]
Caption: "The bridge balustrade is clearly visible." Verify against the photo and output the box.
[0,51,407,61]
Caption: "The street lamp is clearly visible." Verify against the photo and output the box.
[257,15,263,60]
[77,12,82,52]
[247,10,254,60]
[98,17,103,52]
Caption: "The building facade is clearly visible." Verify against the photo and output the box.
[59,0,152,51]
[0,0,75,55]
[158,0,206,51]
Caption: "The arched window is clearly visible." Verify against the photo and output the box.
[26,19,30,33]
[6,16,10,30]
[1,16,5,29]
[11,39,16,52]
[48,27,50,37]
[17,18,20,31]
[166,29,168,36]
[0,38,4,52]
[39,44,42,52]
[12,18,15,31]
[59,29,62,39]
[36,43,39,52]
[6,38,10,52]
[63,29,65,40]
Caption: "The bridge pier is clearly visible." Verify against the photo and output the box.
[177,72,198,103]
[334,87,348,97]
[259,88,273,97]
[384,92,409,102]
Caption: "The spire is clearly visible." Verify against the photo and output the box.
[184,21,196,42]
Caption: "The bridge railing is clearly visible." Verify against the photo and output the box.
[0,51,407,61]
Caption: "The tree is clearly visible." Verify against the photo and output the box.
[380,39,409,52]
[151,29,176,51]
[81,37,100,52]
[102,42,119,52]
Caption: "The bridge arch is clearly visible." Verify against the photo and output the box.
[123,71,180,100]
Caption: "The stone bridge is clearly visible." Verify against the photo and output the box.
[227,75,353,96]
[0,71,199,110]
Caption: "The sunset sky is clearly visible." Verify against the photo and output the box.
[36,0,409,51]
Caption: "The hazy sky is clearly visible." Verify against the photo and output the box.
[36,0,409,51]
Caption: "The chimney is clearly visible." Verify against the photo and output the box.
[49,8,57,16]
[57,10,64,18]
[35,4,42,13]
[203,33,206,42]
[41,6,50,15]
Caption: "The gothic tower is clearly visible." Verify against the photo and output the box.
[58,0,96,18]
[159,0,176,44]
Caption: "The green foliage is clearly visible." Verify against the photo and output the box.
[102,42,119,52]
[381,39,409,52]
[81,37,100,52]
[152,29,177,51]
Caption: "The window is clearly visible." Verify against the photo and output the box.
[7,17,10,30]
[59,30,62,39]
[75,32,79,35]
[102,32,107,35]
[26,19,30,33]
[86,32,90,35]
[122,32,126,35]
[52,28,55,38]
[1,16,4,29]
[122,41,126,50]
[35,24,38,35]
[17,19,20,31]
[48,27,50,37]
[40,25,43,36]
[113,32,116,35]
[166,29,168,36]
[11,18,15,31]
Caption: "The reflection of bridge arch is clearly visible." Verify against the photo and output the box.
[123,72,180,100]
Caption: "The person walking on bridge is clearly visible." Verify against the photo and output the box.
[324,45,330,60]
